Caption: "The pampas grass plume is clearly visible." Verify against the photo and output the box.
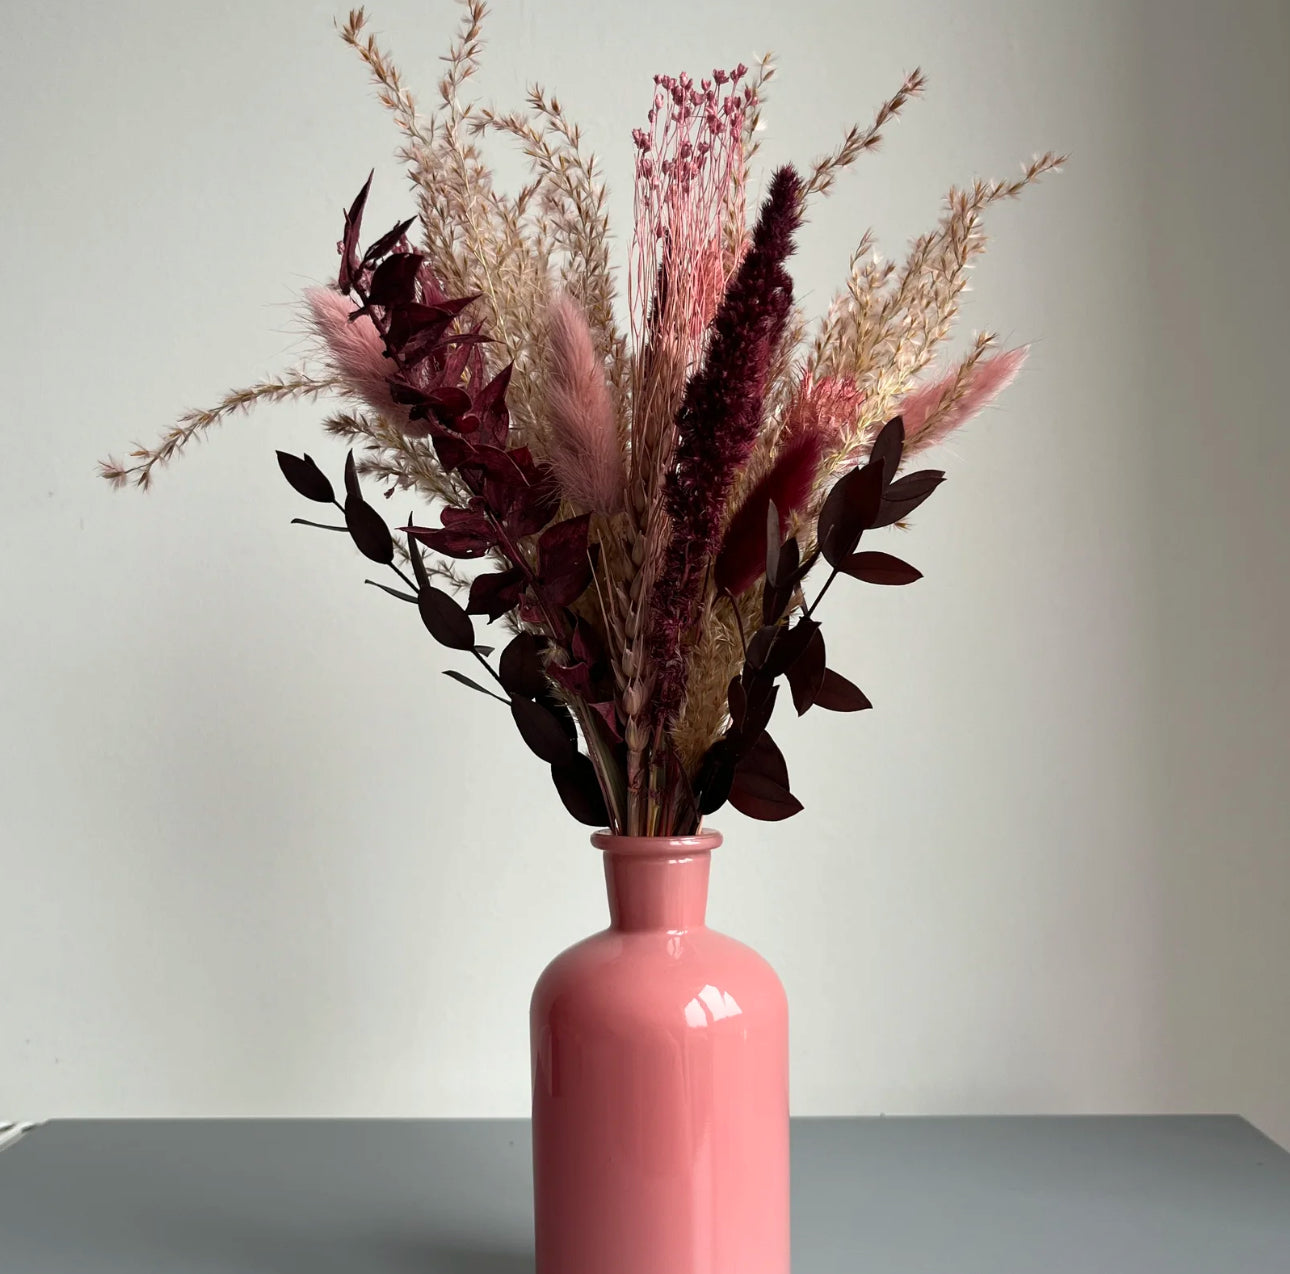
[901,346,1029,453]
[543,291,625,514]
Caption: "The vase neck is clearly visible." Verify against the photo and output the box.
[592,832,722,934]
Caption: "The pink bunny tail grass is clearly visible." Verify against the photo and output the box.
[544,292,626,514]
[899,346,1029,454]
[304,286,403,424]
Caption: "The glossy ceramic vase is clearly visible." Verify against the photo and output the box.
[530,830,789,1274]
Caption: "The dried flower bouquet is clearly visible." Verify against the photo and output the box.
[103,3,1061,836]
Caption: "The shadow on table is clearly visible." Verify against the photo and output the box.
[379,1239,534,1273]
[147,1210,534,1274]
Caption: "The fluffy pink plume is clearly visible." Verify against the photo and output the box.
[304,286,404,424]
[899,346,1029,453]
[544,292,625,514]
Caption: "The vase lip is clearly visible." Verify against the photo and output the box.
[591,829,722,856]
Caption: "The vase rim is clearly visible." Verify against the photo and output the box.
[590,829,722,856]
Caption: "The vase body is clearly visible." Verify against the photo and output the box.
[531,830,789,1274]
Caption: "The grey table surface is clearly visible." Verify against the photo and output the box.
[1,1117,1288,1272]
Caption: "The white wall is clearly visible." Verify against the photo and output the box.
[2,0,1287,1144]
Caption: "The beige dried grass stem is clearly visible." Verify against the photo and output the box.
[100,370,339,490]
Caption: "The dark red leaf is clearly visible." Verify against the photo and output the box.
[737,730,790,787]
[345,497,394,564]
[695,738,738,815]
[338,172,373,293]
[512,696,577,765]
[761,580,792,627]
[423,386,473,422]
[474,362,512,417]
[815,668,872,712]
[538,514,591,575]
[474,445,527,480]
[550,754,609,827]
[361,216,416,267]
[387,297,478,344]
[467,567,525,621]
[343,451,362,505]
[839,551,923,585]
[537,514,593,607]
[746,624,780,671]
[762,617,820,679]
[442,506,493,537]
[291,518,346,531]
[589,700,623,743]
[367,252,424,307]
[536,690,578,746]
[498,632,548,700]
[443,669,496,697]
[873,470,946,528]
[740,677,779,742]
[869,415,905,482]
[785,624,827,714]
[769,535,800,591]
[539,561,593,609]
[818,459,886,568]
[728,770,803,821]
[571,617,604,670]
[727,676,747,730]
[406,529,430,591]
[547,658,594,698]
[431,432,475,474]
[405,527,494,558]
[419,586,475,650]
[473,364,513,448]
[364,579,417,603]
[276,451,334,503]
[762,535,801,625]
[506,474,561,537]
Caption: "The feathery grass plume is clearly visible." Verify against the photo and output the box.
[900,343,1028,455]
[808,154,1063,481]
[802,68,927,202]
[305,286,406,426]
[543,292,625,514]
[99,369,338,490]
[649,164,804,724]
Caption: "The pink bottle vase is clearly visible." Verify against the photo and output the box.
[531,830,789,1274]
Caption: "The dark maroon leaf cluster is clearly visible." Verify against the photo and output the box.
[271,177,620,826]
[334,178,597,640]
[278,442,611,827]
[694,416,944,822]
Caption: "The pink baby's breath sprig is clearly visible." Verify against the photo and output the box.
[629,66,753,371]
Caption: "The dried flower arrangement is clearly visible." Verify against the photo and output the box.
[102,3,1061,836]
